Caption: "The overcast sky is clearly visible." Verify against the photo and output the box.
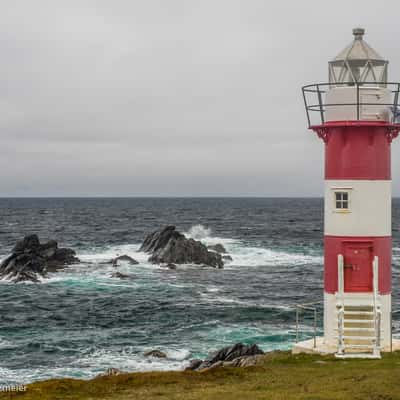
[1,0,400,196]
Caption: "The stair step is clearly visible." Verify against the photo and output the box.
[344,344,375,349]
[335,353,381,359]
[343,319,375,324]
[335,327,376,332]
[342,311,374,315]
[336,335,376,340]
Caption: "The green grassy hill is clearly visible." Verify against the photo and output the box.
[2,351,400,400]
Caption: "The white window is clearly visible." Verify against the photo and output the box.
[334,191,350,211]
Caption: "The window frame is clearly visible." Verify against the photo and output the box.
[331,187,352,213]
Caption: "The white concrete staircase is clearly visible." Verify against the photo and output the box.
[335,255,382,358]
[335,295,381,358]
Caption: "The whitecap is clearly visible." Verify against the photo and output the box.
[185,224,212,240]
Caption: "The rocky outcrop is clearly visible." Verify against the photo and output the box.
[185,343,264,371]
[140,226,223,269]
[0,235,79,283]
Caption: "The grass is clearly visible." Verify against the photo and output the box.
[2,351,400,400]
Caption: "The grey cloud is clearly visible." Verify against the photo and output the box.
[0,0,399,196]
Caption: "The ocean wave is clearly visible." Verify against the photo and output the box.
[76,346,189,373]
[199,293,295,311]
[0,337,16,350]
[185,224,322,267]
[185,224,212,240]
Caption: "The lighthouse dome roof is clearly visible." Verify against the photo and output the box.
[332,28,385,62]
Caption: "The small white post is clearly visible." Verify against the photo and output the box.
[373,256,379,301]
[372,256,381,358]
[338,254,344,299]
[337,254,345,355]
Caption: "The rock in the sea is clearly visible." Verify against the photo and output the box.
[160,263,177,270]
[110,271,134,279]
[140,226,223,268]
[109,254,139,266]
[222,255,233,262]
[144,350,167,358]
[0,234,79,283]
[207,244,226,254]
[194,343,264,371]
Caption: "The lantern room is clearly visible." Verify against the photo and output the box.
[329,28,388,85]
[302,28,400,127]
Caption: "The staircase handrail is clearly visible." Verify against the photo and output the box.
[295,301,322,349]
[337,254,345,355]
[372,256,381,357]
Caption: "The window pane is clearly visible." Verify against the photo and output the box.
[342,193,348,201]
[335,193,342,201]
[336,201,342,209]
[342,201,348,209]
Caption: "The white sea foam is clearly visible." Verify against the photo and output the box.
[76,347,189,373]
[186,224,212,240]
[0,337,16,349]
[199,293,294,311]
[78,243,148,264]
[186,224,322,267]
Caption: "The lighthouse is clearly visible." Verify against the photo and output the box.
[297,28,400,358]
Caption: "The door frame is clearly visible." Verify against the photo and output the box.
[342,240,374,292]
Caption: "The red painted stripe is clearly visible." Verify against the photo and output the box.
[324,235,391,294]
[324,125,391,180]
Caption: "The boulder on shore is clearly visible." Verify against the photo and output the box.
[0,234,79,283]
[186,343,264,371]
[140,226,223,269]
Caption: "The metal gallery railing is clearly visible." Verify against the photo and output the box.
[302,81,400,127]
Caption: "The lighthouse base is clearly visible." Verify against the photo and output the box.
[292,337,400,355]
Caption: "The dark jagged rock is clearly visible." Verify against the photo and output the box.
[109,255,139,266]
[207,244,227,254]
[0,234,79,283]
[110,271,134,279]
[194,343,264,371]
[144,350,167,358]
[140,226,223,268]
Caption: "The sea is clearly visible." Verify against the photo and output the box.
[1,197,400,385]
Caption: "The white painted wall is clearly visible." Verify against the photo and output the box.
[325,87,391,122]
[324,180,391,237]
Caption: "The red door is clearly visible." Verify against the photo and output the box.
[343,243,373,292]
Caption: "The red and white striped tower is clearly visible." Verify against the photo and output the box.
[302,28,400,357]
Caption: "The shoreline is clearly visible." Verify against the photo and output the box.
[2,351,400,400]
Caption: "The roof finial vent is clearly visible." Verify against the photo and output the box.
[353,27,365,40]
